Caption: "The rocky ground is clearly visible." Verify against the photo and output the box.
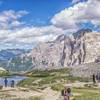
[0,81,100,100]
[71,62,100,77]
[0,86,59,100]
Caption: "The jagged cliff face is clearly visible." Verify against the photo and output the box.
[63,29,96,66]
[0,67,6,73]
[1,29,100,71]
[30,36,65,69]
[71,29,100,65]
[30,29,100,68]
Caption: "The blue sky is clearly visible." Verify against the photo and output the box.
[0,0,74,26]
[0,0,100,50]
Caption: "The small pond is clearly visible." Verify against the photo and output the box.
[0,76,29,86]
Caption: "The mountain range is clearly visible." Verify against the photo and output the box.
[0,29,100,72]
[0,49,31,63]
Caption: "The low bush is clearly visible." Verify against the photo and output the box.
[51,84,64,91]
[0,86,3,90]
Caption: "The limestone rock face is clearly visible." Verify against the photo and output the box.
[71,63,100,77]
[30,39,64,69]
[1,29,100,71]
[30,29,100,69]
[63,29,100,66]
[95,56,100,63]
[0,67,6,73]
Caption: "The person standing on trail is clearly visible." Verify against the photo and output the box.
[93,74,96,85]
[99,74,100,82]
[4,78,8,87]
[11,80,15,88]
[65,88,76,100]
[96,74,99,83]
[61,87,67,100]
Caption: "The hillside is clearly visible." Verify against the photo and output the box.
[29,29,100,68]
[0,66,6,73]
[1,29,100,72]
[0,49,31,63]
[1,68,100,100]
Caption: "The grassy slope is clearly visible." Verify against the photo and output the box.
[18,68,90,87]
[17,68,100,100]
[51,83,100,100]
[1,68,99,100]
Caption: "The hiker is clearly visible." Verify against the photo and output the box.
[93,74,96,85]
[61,87,67,100]
[65,88,76,100]
[4,78,8,87]
[11,80,15,88]
[99,73,100,82]
[96,74,99,83]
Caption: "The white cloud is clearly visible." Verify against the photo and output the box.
[51,0,100,29]
[0,10,28,29]
[0,26,65,44]
[72,0,80,3]
[0,26,64,50]
[1,0,100,50]
[0,9,78,49]
[0,23,78,50]
[10,21,25,27]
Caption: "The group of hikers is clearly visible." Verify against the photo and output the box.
[61,88,76,100]
[60,73,100,100]
[92,73,100,85]
[4,78,15,87]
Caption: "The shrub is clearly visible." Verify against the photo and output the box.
[0,86,3,90]
[51,84,64,91]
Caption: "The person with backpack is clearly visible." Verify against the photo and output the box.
[96,74,99,83]
[11,80,15,88]
[65,88,76,100]
[61,87,67,100]
[99,73,100,82]
[93,74,96,85]
[4,78,8,87]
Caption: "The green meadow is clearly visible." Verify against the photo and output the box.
[0,68,100,100]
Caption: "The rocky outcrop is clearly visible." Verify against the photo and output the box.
[0,67,6,73]
[71,62,100,77]
[30,39,64,69]
[30,29,100,69]
[95,56,100,63]
[62,29,100,67]
[1,29,100,71]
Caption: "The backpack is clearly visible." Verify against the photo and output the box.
[68,96,76,100]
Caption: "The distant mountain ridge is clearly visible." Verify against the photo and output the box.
[0,49,31,63]
[1,29,100,72]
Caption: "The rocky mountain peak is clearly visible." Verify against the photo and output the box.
[73,28,92,39]
[1,29,100,71]
[0,67,6,73]
[55,34,66,42]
